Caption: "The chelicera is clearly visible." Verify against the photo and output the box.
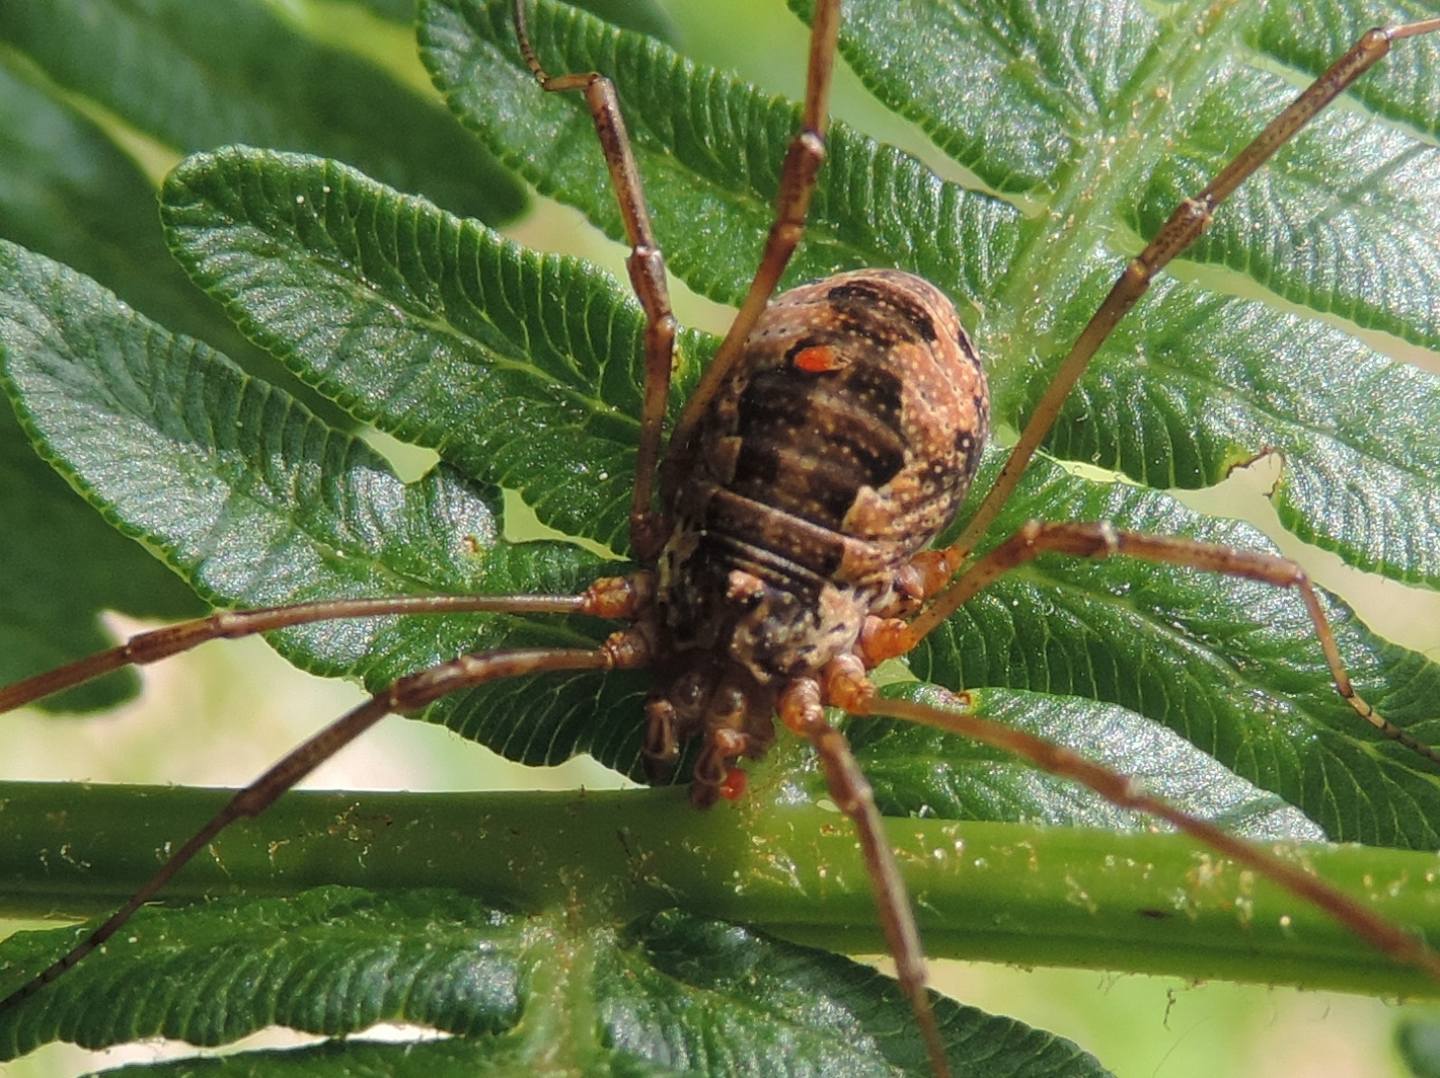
[2,2,1439,1075]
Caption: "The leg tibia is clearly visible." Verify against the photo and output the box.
[947,18,1440,560]
[907,520,1440,770]
[666,0,841,465]
[779,674,951,1078]
[511,0,676,558]
[0,592,606,714]
[0,639,644,1015]
[858,688,1440,984]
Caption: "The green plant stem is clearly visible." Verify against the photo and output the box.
[2,779,1439,997]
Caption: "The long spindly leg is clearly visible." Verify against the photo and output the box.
[0,631,651,1014]
[779,676,951,1078]
[0,574,650,714]
[836,683,1440,984]
[513,0,677,558]
[666,0,842,462]
[946,16,1440,561]
[894,520,1440,768]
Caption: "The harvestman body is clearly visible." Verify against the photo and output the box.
[650,268,987,804]
[3,2,1440,1075]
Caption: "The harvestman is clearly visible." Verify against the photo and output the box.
[3,2,1440,1075]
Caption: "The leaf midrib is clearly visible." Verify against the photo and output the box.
[989,0,1252,362]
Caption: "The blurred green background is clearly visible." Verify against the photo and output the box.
[2,0,1439,1074]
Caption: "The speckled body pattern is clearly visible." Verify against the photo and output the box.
[650,268,988,796]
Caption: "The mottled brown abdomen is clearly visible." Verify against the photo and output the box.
[657,268,988,684]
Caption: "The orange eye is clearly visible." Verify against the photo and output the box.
[792,344,839,373]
